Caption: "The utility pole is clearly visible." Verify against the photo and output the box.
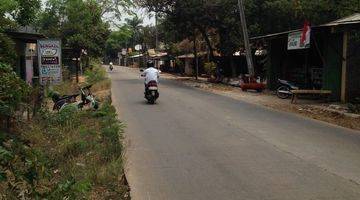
[155,12,158,50]
[237,0,255,76]
[155,12,159,69]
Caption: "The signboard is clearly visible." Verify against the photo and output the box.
[288,31,310,50]
[121,48,127,55]
[135,44,142,51]
[37,39,62,85]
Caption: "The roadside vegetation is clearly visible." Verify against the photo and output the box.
[0,64,130,199]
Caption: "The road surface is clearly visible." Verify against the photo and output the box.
[110,66,360,200]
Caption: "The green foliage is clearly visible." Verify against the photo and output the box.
[0,0,41,65]
[0,62,31,119]
[38,0,111,58]
[204,62,217,76]
[0,146,13,164]
[0,33,17,65]
[84,63,107,85]
[139,0,360,56]
[106,26,132,58]
[12,0,41,26]
[0,100,129,199]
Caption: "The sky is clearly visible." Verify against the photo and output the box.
[135,8,156,26]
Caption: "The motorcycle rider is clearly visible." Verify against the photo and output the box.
[142,60,160,94]
[109,62,113,71]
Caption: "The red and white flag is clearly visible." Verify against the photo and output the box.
[300,20,311,47]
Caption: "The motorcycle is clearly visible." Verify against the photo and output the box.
[52,93,79,111]
[144,81,159,104]
[109,62,114,71]
[140,69,159,104]
[52,85,99,111]
[79,85,99,110]
[276,79,299,99]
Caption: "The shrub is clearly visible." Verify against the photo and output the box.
[0,62,31,128]
[348,97,360,114]
[204,62,217,76]
[84,63,107,85]
[0,101,129,199]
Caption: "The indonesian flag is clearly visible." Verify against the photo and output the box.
[300,21,311,47]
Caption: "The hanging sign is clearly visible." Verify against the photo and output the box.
[121,48,127,55]
[135,44,142,51]
[37,39,62,85]
[288,31,310,50]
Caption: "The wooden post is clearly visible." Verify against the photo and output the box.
[305,49,309,88]
[341,31,348,103]
[76,58,79,83]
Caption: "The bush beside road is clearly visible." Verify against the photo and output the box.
[0,64,130,199]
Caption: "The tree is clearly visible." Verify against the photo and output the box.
[62,0,110,57]
[96,0,134,27]
[36,0,66,38]
[12,0,41,26]
[105,26,132,58]
[38,0,110,58]
[0,0,41,65]
[138,0,360,56]
[125,15,144,48]
[137,0,216,58]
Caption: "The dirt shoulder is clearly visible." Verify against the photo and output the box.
[162,73,360,131]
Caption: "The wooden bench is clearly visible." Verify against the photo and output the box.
[291,90,332,104]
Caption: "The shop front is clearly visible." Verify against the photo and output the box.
[252,14,360,102]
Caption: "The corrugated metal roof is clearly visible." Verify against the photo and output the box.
[321,13,360,26]
[250,29,301,40]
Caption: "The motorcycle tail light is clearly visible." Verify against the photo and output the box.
[148,81,157,87]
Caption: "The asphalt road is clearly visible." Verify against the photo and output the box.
[110,66,360,200]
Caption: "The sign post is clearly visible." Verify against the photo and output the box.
[37,39,62,85]
[122,48,127,67]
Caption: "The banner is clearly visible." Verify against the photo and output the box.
[37,39,62,85]
[288,30,310,50]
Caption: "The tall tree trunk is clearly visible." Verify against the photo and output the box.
[198,27,215,61]
[193,32,199,80]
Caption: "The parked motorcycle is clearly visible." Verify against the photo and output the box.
[276,79,299,99]
[52,93,79,111]
[79,85,99,110]
[52,85,99,111]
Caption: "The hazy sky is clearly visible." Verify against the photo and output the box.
[136,8,156,26]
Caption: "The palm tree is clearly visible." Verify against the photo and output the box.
[125,15,144,48]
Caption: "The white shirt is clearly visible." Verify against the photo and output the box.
[142,67,160,84]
